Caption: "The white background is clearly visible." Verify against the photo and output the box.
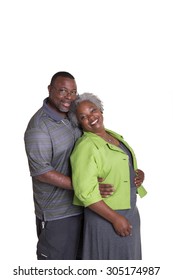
[1,0,173,279]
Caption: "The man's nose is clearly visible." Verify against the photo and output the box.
[65,92,74,99]
[66,91,77,99]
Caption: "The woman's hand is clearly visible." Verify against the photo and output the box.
[112,213,132,237]
[135,169,145,187]
[89,201,132,237]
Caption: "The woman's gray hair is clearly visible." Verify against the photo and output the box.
[68,92,104,127]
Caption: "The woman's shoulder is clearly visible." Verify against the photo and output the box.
[106,128,124,140]
[72,132,104,157]
[71,134,96,162]
[74,132,95,149]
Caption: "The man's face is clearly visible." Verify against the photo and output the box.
[48,76,77,115]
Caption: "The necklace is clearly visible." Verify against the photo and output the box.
[101,133,119,146]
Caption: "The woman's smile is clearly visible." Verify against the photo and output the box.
[90,118,99,126]
[76,100,104,133]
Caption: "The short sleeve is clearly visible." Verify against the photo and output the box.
[24,128,54,176]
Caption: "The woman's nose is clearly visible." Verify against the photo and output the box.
[88,114,94,121]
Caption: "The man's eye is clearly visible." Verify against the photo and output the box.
[59,89,67,93]
[80,116,86,120]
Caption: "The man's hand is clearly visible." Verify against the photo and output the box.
[98,178,115,198]
[135,169,145,187]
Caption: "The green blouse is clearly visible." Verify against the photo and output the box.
[70,129,147,209]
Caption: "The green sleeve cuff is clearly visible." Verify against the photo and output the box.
[137,185,147,198]
[78,195,102,207]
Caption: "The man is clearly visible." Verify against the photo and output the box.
[24,71,113,260]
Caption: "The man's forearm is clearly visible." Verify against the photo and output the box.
[34,170,73,190]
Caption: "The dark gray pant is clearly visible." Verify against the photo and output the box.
[36,214,83,260]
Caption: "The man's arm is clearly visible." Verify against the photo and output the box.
[25,127,73,190]
[35,172,114,195]
[98,178,114,197]
[34,170,72,190]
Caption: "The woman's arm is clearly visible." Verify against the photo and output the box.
[89,200,132,237]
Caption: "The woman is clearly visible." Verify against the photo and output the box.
[69,93,147,260]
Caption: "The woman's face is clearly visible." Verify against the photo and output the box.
[76,100,104,133]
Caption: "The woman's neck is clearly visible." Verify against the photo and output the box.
[97,131,120,146]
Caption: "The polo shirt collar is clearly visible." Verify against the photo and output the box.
[43,98,66,122]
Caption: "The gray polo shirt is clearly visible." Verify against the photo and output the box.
[24,98,83,221]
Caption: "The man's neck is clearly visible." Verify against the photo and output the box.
[47,99,67,118]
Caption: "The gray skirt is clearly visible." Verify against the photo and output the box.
[82,202,141,260]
